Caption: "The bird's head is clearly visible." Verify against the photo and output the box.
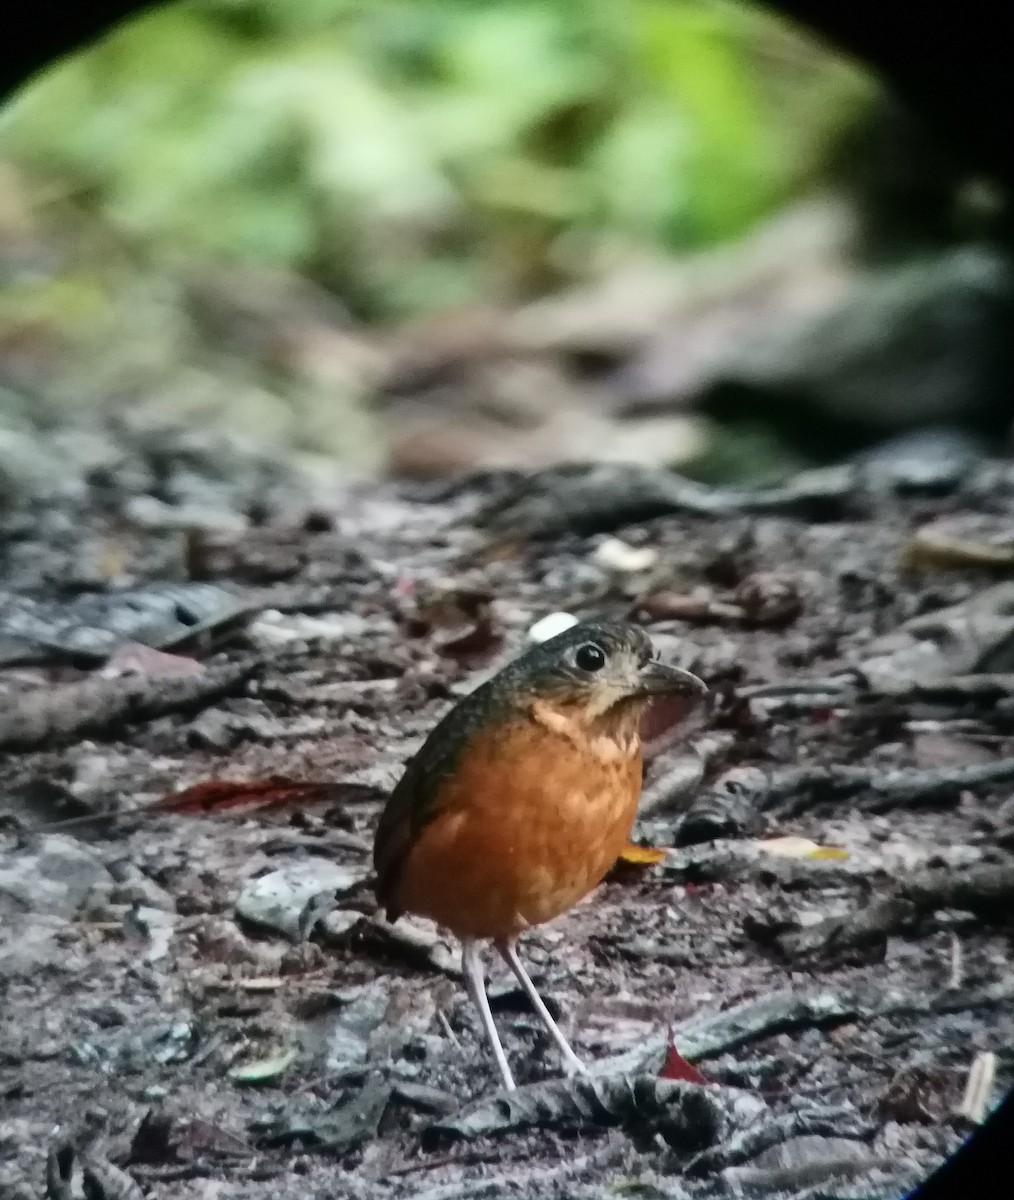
[508,621,706,736]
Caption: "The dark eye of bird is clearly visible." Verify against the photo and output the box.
[573,642,607,672]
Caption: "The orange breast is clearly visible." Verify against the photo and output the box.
[392,717,642,939]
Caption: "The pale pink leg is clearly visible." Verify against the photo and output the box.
[496,937,587,1076]
[460,937,516,1090]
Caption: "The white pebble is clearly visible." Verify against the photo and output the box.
[527,612,579,643]
[593,537,658,573]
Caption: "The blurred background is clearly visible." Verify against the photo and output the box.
[0,0,1010,493]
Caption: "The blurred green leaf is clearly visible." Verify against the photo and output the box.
[0,0,871,316]
[635,1,777,241]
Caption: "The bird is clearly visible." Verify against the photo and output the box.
[372,620,707,1091]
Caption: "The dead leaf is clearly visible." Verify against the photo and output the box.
[174,1116,251,1159]
[401,582,501,662]
[428,1073,759,1143]
[635,578,801,629]
[234,860,365,941]
[0,582,250,667]
[902,531,1014,572]
[236,976,284,992]
[879,1065,954,1123]
[251,1071,391,1151]
[756,837,849,861]
[617,844,668,866]
[229,1047,298,1086]
[634,588,744,624]
[47,1145,145,1200]
[734,573,803,629]
[860,581,1014,687]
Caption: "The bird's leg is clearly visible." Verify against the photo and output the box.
[460,937,516,1091]
[496,937,587,1076]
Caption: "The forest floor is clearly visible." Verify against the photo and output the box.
[1,439,1013,1199]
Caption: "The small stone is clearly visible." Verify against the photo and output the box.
[527,612,579,643]
[593,537,658,573]
[0,834,111,919]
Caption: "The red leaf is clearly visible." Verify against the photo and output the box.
[154,777,336,816]
[660,1028,709,1084]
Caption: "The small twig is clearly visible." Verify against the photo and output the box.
[736,676,859,699]
[738,672,1014,708]
[906,720,998,736]
[472,462,861,539]
[385,1148,611,1194]
[948,933,964,990]
[679,758,1014,836]
[0,657,260,752]
[748,694,850,718]
[868,674,1014,701]
[639,755,706,819]
[291,1065,370,1099]
[957,1051,996,1124]
[437,1008,463,1053]
[369,916,460,976]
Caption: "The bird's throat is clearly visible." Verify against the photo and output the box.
[528,696,643,763]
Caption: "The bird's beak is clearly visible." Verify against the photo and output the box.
[634,662,707,754]
[632,661,708,702]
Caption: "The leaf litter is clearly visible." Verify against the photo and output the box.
[2,456,1014,1197]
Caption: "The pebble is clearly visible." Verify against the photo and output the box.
[527,611,579,643]
[0,834,111,918]
[593,537,658,573]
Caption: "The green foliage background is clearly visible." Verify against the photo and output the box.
[1,0,869,321]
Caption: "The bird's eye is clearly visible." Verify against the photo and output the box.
[573,642,607,672]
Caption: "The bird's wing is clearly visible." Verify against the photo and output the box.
[372,689,498,916]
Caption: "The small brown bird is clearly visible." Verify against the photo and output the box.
[373,621,706,1090]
